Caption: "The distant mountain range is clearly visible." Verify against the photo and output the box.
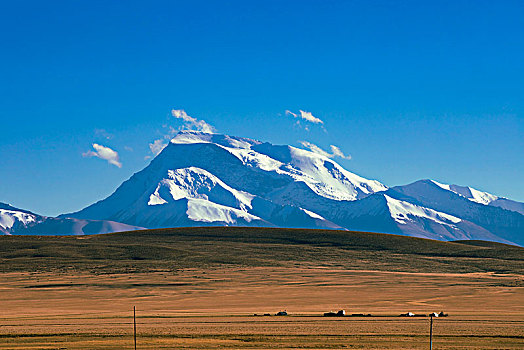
[0,202,143,235]
[2,131,523,245]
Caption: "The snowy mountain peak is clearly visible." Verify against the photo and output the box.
[170,130,260,149]
[427,180,524,215]
[430,180,498,205]
[0,202,37,215]
[167,131,387,202]
[0,207,38,233]
[67,131,388,229]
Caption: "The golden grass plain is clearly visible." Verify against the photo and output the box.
[0,227,523,349]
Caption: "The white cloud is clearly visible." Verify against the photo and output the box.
[146,109,216,157]
[285,110,298,118]
[172,109,215,133]
[299,110,323,124]
[300,141,351,160]
[149,139,167,156]
[286,109,324,124]
[300,141,331,157]
[329,145,351,159]
[82,144,122,168]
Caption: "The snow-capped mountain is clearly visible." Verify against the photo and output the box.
[62,131,523,245]
[0,203,39,234]
[325,193,511,243]
[385,180,524,245]
[0,202,143,235]
[6,131,522,244]
[66,131,384,229]
[430,180,524,215]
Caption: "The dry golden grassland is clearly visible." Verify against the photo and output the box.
[0,227,522,349]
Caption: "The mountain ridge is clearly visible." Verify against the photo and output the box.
[3,131,523,245]
[1,202,143,235]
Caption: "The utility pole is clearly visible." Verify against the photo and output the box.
[429,313,433,350]
[134,306,137,350]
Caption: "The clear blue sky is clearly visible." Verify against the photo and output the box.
[1,0,522,216]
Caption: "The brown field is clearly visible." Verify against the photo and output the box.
[0,227,523,349]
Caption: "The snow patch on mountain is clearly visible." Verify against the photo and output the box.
[222,147,284,172]
[0,208,38,232]
[302,209,326,220]
[146,166,262,224]
[170,132,260,149]
[384,195,461,226]
[148,167,254,210]
[186,198,262,224]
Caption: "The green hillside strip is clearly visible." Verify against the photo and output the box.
[1,227,522,274]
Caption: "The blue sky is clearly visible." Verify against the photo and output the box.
[0,0,522,216]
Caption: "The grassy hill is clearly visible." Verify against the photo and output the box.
[1,227,522,274]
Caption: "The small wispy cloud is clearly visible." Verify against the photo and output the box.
[149,138,167,156]
[285,110,324,125]
[82,143,122,168]
[147,109,216,157]
[328,145,351,159]
[300,141,351,160]
[172,109,215,133]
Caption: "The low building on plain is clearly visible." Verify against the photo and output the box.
[400,312,415,317]
[323,310,346,317]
